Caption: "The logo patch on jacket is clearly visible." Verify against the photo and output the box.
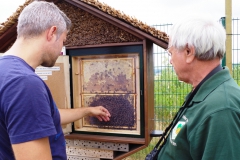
[171,121,186,140]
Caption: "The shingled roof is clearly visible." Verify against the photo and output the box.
[0,0,169,52]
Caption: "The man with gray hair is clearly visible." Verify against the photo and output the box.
[155,17,240,159]
[0,1,110,159]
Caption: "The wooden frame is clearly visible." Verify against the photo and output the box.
[68,45,145,140]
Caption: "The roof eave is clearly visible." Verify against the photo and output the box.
[0,23,17,52]
[65,0,168,48]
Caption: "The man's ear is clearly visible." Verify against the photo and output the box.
[186,45,195,63]
[46,26,57,41]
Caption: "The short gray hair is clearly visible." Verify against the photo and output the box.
[17,1,71,39]
[169,17,226,60]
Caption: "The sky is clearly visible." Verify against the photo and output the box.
[0,0,239,25]
[0,0,239,63]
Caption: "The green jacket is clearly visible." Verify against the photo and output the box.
[158,67,240,160]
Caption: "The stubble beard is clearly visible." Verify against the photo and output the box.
[41,52,59,67]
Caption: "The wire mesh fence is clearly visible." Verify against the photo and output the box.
[232,18,240,84]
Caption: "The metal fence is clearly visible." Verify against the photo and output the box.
[126,17,240,159]
[232,18,240,84]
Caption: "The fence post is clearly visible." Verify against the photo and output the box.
[225,0,233,74]
[220,17,226,67]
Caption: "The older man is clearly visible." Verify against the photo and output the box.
[157,17,240,160]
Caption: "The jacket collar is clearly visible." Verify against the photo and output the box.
[188,67,231,105]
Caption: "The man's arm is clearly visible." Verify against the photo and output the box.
[59,106,111,125]
[12,137,52,160]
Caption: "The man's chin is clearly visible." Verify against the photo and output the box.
[41,61,56,67]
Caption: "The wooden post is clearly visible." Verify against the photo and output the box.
[225,0,232,74]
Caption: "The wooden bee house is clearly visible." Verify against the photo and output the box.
[0,0,168,159]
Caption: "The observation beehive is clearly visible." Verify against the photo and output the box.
[71,51,141,136]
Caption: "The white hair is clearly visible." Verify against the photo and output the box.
[169,17,226,60]
[17,1,71,39]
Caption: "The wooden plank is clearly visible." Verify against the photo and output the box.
[67,155,100,160]
[67,139,129,152]
[65,139,145,160]
[66,139,74,146]
[65,134,145,144]
[66,139,129,152]
[66,42,143,49]
[114,144,147,160]
[144,40,155,144]
[71,56,82,131]
[66,146,113,159]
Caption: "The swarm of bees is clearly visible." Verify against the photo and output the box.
[89,95,136,130]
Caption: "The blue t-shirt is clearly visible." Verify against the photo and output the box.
[0,55,67,159]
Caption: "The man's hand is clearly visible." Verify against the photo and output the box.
[59,106,111,125]
[88,106,111,122]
